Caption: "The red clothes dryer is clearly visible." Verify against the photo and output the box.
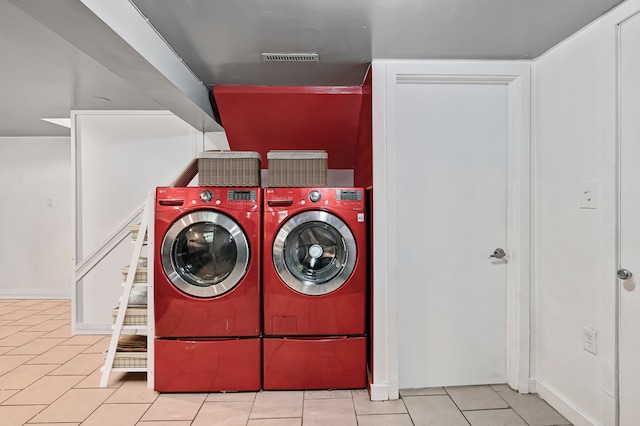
[262,187,368,390]
[154,186,261,392]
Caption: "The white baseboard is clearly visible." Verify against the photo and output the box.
[368,382,390,401]
[73,322,112,335]
[535,378,602,426]
[0,289,70,299]
[601,391,617,426]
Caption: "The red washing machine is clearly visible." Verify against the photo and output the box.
[154,186,261,392]
[262,187,368,390]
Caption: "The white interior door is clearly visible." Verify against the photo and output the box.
[618,13,640,425]
[396,82,508,388]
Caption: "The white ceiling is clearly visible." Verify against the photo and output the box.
[0,0,626,137]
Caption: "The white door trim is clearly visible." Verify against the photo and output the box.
[616,10,640,426]
[615,17,623,426]
[371,60,532,400]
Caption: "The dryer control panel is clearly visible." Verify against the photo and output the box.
[265,187,365,212]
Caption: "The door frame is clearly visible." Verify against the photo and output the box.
[616,9,640,426]
[370,60,532,400]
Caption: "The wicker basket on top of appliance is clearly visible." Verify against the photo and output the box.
[267,150,327,188]
[197,150,262,187]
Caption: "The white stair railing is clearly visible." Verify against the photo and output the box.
[75,205,144,282]
[100,191,155,388]
[74,158,197,284]
[77,158,198,389]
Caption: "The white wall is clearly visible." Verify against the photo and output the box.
[533,1,640,424]
[0,137,71,298]
[74,111,205,332]
[534,26,607,424]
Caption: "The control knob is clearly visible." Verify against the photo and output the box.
[200,190,213,202]
[309,190,322,203]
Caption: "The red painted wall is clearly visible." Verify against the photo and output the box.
[354,67,372,188]
[213,85,364,170]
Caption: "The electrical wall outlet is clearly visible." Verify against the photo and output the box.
[583,327,597,355]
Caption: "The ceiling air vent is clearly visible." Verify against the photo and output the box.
[261,53,319,62]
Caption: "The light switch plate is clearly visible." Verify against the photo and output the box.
[579,181,598,209]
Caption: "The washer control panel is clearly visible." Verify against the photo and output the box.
[156,187,260,210]
[228,190,257,201]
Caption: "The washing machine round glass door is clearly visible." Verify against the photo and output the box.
[161,210,250,298]
[273,210,357,295]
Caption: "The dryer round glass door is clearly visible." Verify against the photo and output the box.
[161,210,250,298]
[273,210,357,295]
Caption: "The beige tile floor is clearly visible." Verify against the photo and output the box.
[0,299,572,425]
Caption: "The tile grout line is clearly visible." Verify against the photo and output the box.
[397,395,417,426]
[350,390,361,425]
[190,393,207,425]
[494,388,533,426]
[245,391,257,426]
[441,387,472,426]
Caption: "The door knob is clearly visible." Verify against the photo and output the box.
[617,268,633,280]
[490,248,506,260]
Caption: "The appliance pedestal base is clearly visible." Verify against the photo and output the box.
[155,337,261,392]
[263,336,367,390]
